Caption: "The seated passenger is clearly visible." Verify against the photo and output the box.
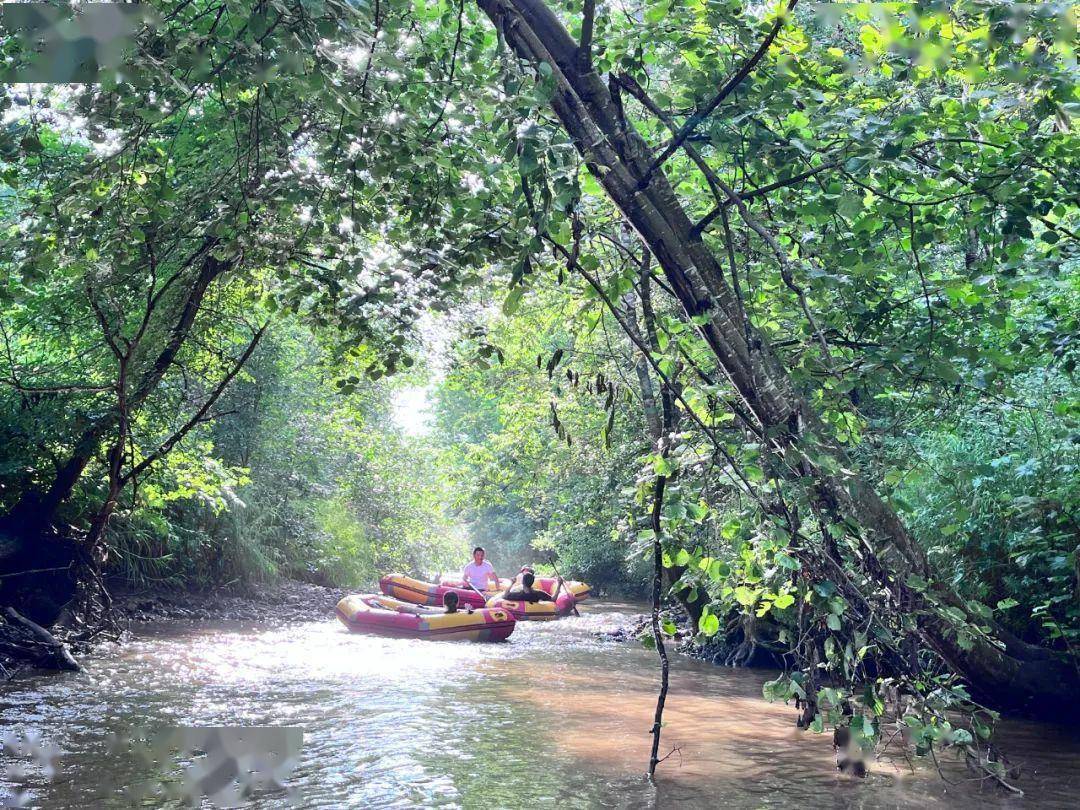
[499,572,557,603]
[442,591,473,614]
[462,546,501,592]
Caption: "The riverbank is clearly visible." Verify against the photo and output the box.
[108,578,347,625]
[1,579,348,678]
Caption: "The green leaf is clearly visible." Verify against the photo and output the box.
[700,612,720,636]
[733,586,758,607]
[813,581,837,598]
[653,456,675,476]
[862,715,875,739]
[644,0,670,24]
[949,728,974,745]
[775,552,801,570]
[502,288,524,314]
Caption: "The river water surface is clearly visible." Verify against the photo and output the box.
[2,601,1078,808]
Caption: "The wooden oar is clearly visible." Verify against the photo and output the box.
[547,556,580,617]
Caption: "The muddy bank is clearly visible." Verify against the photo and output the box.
[109,578,348,625]
[1,579,349,678]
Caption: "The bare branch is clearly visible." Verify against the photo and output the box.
[693,162,837,237]
[578,0,595,72]
[637,0,798,187]
[0,381,112,394]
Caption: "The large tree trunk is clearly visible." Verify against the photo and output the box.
[474,0,1077,714]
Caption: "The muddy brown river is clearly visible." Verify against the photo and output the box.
[2,602,1078,807]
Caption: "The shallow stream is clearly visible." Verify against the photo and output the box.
[2,602,1078,807]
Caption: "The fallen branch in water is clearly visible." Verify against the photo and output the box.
[962,744,1024,797]
[3,607,81,671]
[647,469,670,782]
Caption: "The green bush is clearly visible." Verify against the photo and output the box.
[890,370,1080,646]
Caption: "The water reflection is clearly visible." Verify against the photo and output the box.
[1,603,1078,808]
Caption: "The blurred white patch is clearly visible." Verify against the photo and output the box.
[391,386,431,437]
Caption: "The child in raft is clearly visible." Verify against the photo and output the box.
[442,592,474,614]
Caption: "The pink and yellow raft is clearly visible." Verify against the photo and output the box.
[439,574,592,604]
[379,573,502,608]
[336,594,516,642]
[378,572,591,622]
[485,589,578,621]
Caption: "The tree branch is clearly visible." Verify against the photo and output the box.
[637,0,797,188]
[693,162,836,237]
[120,321,268,485]
[577,0,595,73]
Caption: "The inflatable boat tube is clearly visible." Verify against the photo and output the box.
[532,577,591,602]
[439,575,513,592]
[486,589,577,621]
[379,573,500,608]
[336,594,516,642]
[436,574,591,601]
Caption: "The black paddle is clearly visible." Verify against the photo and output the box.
[547,555,580,617]
[460,578,492,610]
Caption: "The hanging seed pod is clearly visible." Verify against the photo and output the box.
[546,348,564,379]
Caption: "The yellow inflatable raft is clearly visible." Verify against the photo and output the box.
[380,573,499,608]
[336,594,516,642]
[533,576,591,602]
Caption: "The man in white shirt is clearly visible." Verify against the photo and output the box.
[462,547,500,592]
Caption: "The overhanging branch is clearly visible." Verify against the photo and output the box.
[636,0,798,189]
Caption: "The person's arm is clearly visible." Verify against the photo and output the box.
[551,576,564,599]
[486,563,500,590]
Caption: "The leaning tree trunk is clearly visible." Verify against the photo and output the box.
[473,0,1077,714]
